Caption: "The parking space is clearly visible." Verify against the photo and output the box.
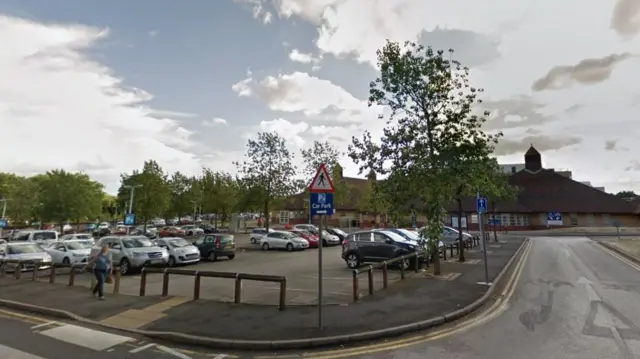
[63,244,406,305]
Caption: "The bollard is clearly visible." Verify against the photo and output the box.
[15,262,22,279]
[278,278,286,311]
[0,262,6,278]
[139,268,147,296]
[450,245,454,257]
[381,262,388,289]
[352,269,359,302]
[31,264,39,281]
[68,266,76,286]
[414,254,420,272]
[49,265,56,283]
[193,271,201,300]
[234,273,242,304]
[400,257,406,280]
[113,270,121,294]
[161,268,170,297]
[367,265,374,295]
[442,247,447,261]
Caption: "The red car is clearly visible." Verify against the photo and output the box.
[159,226,186,237]
[290,230,319,248]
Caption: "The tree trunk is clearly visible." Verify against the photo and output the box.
[492,201,498,242]
[264,200,270,230]
[456,197,465,262]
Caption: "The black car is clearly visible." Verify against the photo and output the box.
[325,228,348,243]
[199,224,220,234]
[341,230,419,269]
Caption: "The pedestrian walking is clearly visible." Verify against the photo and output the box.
[87,245,112,300]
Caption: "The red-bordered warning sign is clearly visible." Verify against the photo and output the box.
[309,164,335,193]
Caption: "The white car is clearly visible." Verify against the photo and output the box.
[153,237,200,267]
[60,233,95,244]
[0,242,52,272]
[181,225,204,237]
[12,230,59,244]
[293,224,319,232]
[98,222,111,230]
[320,230,340,246]
[260,231,309,251]
[44,240,92,265]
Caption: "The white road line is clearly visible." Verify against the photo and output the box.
[30,321,57,329]
[129,343,156,353]
[157,345,192,359]
[39,324,134,351]
[210,354,228,359]
[0,344,47,359]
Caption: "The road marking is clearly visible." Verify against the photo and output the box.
[30,321,57,330]
[210,354,228,359]
[39,323,134,351]
[0,344,47,359]
[255,239,533,359]
[129,343,156,353]
[157,344,193,358]
[596,243,640,272]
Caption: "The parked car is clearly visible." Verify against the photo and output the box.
[293,224,319,232]
[0,242,52,272]
[44,240,92,265]
[98,222,111,230]
[181,225,204,237]
[198,224,220,234]
[289,230,319,248]
[376,228,442,255]
[250,227,273,244]
[131,226,157,239]
[420,226,472,247]
[154,237,201,266]
[341,230,420,269]
[91,236,169,275]
[325,228,348,243]
[194,234,236,261]
[320,230,341,246]
[260,231,309,251]
[60,233,94,242]
[159,226,186,238]
[12,230,58,244]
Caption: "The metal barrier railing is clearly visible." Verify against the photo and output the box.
[138,267,287,311]
[0,259,122,294]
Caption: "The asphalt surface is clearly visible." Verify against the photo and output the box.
[0,311,229,359]
[351,236,640,359]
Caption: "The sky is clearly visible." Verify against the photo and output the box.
[1,0,640,194]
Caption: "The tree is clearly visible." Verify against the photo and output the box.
[349,41,498,274]
[615,190,637,199]
[200,169,237,226]
[118,160,171,227]
[167,171,196,219]
[0,174,40,224]
[301,141,352,214]
[235,132,302,230]
[356,170,386,227]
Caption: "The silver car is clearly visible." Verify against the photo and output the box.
[260,231,309,251]
[91,236,169,275]
[153,237,200,267]
[0,242,52,272]
[250,227,274,244]
[320,230,341,246]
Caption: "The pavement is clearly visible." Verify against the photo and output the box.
[0,235,525,347]
[344,236,640,359]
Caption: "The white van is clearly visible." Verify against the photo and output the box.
[13,230,59,244]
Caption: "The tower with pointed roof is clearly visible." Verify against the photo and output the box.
[524,145,542,172]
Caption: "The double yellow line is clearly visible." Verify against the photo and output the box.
[257,239,533,359]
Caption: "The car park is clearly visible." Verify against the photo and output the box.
[325,228,347,243]
[181,224,204,237]
[153,237,201,266]
[341,230,420,269]
[91,236,169,275]
[12,230,59,244]
[250,227,273,244]
[43,240,92,265]
[260,231,309,251]
[0,242,52,272]
[194,234,236,261]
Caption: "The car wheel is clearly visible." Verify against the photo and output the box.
[251,237,256,244]
[345,253,360,269]
[228,254,235,260]
[286,243,294,252]
[62,257,70,265]
[261,243,269,251]
[208,251,217,262]
[323,239,328,246]
[120,258,130,275]
[168,256,176,267]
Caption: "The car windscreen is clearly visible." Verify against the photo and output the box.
[380,231,412,243]
[396,229,420,240]
[280,232,295,239]
[168,238,190,248]
[122,237,154,248]
[7,244,43,254]
[67,242,92,250]
[73,234,92,240]
[332,228,347,236]
[33,232,56,241]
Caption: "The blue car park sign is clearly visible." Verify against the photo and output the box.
[476,197,488,214]
[547,212,562,226]
[124,213,136,226]
[0,219,7,228]
[310,192,334,216]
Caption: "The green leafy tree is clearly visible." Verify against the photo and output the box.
[200,169,237,226]
[349,41,498,274]
[167,171,196,219]
[0,174,41,224]
[615,190,637,199]
[300,140,351,214]
[118,160,171,227]
[235,132,302,230]
[356,170,385,226]
[483,166,518,241]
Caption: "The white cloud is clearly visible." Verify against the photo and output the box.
[0,15,205,193]
[258,118,309,148]
[202,117,228,126]
[288,49,322,70]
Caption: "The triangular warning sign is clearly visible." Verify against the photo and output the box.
[309,164,335,193]
[582,300,640,341]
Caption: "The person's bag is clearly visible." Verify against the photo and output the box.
[105,274,114,284]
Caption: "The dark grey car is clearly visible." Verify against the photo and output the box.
[341,230,419,269]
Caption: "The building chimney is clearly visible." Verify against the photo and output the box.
[524,145,542,172]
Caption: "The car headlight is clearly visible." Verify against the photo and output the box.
[72,253,85,257]
[132,252,146,257]
[42,255,52,262]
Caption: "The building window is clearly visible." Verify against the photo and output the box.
[570,213,578,226]
[511,166,516,174]
[523,215,530,225]
[501,214,510,225]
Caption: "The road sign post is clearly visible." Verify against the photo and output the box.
[476,195,490,286]
[124,213,136,226]
[309,164,336,330]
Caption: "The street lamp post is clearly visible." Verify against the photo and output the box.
[191,200,198,223]
[0,198,7,238]
[124,184,143,234]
